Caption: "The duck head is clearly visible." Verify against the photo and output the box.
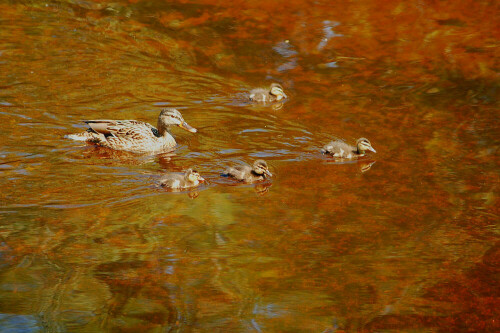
[185,169,205,184]
[356,138,376,154]
[269,83,287,101]
[158,108,197,133]
[253,160,272,177]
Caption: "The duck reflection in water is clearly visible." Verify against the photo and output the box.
[254,182,272,196]
[324,158,376,173]
[78,145,162,164]
[358,160,376,173]
[271,102,285,111]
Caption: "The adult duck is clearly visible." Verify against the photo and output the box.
[66,108,196,153]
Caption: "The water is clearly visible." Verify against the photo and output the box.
[0,0,498,332]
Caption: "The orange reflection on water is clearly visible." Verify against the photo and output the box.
[0,0,498,332]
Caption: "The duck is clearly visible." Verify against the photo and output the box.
[249,83,287,103]
[222,160,272,182]
[65,108,196,153]
[321,138,376,159]
[160,169,205,189]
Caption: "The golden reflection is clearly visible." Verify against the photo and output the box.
[157,152,178,168]
[271,101,285,111]
[0,0,498,332]
[254,182,272,195]
[359,160,376,173]
[158,181,204,198]
[78,146,159,164]
[187,190,200,199]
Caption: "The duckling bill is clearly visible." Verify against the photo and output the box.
[322,138,376,159]
[160,169,205,189]
[222,160,272,183]
[249,83,287,103]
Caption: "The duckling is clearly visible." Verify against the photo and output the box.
[249,83,287,103]
[222,160,272,183]
[160,169,205,189]
[322,138,376,159]
[65,108,196,153]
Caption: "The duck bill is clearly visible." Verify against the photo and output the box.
[368,147,377,153]
[198,176,205,183]
[179,121,197,133]
[276,93,287,101]
[264,169,273,177]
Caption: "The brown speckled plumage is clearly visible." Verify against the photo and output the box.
[66,108,196,153]
[160,169,205,189]
[223,160,272,183]
[249,83,287,103]
[321,138,376,159]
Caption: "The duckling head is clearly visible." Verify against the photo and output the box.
[356,138,376,154]
[158,108,197,133]
[269,83,287,101]
[186,169,205,184]
[253,160,272,177]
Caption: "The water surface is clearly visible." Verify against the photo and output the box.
[0,0,498,332]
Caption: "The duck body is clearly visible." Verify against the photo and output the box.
[160,169,205,189]
[249,83,287,103]
[322,138,376,159]
[223,160,272,183]
[66,108,196,153]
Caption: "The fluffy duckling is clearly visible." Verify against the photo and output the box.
[160,169,205,189]
[66,108,197,153]
[249,83,287,103]
[222,160,272,183]
[322,138,376,159]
